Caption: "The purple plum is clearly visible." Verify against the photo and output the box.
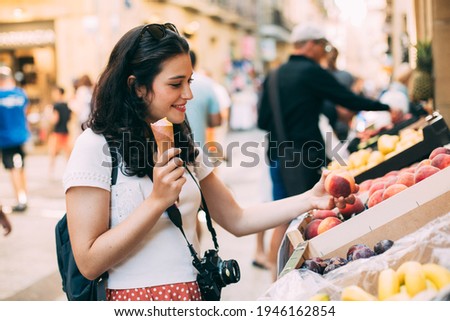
[374,239,394,254]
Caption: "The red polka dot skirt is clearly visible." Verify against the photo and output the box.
[107,281,203,301]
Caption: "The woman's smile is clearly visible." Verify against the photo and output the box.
[172,104,186,113]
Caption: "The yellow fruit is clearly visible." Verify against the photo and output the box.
[378,268,400,300]
[309,293,330,301]
[397,261,420,284]
[341,285,377,301]
[377,134,399,155]
[368,150,384,164]
[422,263,450,290]
[425,279,438,290]
[396,261,427,296]
[384,292,410,301]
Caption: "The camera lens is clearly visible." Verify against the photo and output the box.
[220,259,240,285]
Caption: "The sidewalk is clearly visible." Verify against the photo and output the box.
[0,128,276,301]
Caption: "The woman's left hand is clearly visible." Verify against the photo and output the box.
[309,170,358,210]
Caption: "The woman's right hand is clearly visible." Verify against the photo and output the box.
[151,147,186,208]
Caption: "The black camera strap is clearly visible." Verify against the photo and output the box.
[151,165,220,263]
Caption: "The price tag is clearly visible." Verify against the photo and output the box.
[278,241,308,279]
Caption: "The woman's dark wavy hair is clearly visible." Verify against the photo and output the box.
[86,24,197,178]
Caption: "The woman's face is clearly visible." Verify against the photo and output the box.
[146,53,193,124]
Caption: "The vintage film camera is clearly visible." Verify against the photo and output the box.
[194,249,240,301]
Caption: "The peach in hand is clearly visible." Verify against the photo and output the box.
[324,170,357,198]
[339,197,365,219]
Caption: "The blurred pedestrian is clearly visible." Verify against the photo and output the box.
[0,205,12,236]
[0,66,30,212]
[323,46,356,141]
[229,84,258,131]
[63,23,355,301]
[185,50,222,149]
[70,74,93,131]
[48,86,72,178]
[257,22,393,280]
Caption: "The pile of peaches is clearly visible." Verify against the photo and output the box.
[363,146,450,208]
[303,146,450,241]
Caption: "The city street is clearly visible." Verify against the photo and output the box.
[0,128,276,301]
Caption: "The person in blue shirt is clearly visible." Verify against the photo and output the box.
[0,66,30,212]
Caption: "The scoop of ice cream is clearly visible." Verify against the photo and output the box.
[151,117,174,154]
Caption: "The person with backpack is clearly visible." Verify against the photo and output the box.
[62,23,356,301]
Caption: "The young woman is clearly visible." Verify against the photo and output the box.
[63,23,355,301]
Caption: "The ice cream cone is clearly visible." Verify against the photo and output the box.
[151,117,174,155]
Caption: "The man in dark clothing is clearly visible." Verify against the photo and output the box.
[257,23,392,279]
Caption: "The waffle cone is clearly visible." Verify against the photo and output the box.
[151,117,174,154]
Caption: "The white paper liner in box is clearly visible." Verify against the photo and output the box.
[259,212,450,301]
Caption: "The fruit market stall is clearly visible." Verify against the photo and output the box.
[259,212,450,301]
[264,146,450,301]
[328,112,450,183]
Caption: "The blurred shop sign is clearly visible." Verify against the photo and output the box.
[260,38,276,62]
[0,29,55,48]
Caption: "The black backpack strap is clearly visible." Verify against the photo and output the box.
[96,139,119,300]
[107,139,119,186]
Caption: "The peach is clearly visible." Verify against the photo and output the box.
[339,197,365,220]
[317,217,342,235]
[311,209,338,220]
[368,181,386,197]
[304,219,323,240]
[367,189,384,208]
[358,179,373,193]
[395,172,415,187]
[429,147,450,160]
[417,159,432,168]
[430,153,450,170]
[382,183,408,200]
[384,175,398,188]
[324,171,357,198]
[384,170,399,178]
[414,165,440,184]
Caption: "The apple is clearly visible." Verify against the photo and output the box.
[414,165,440,184]
[339,197,365,220]
[382,183,408,200]
[324,170,357,198]
[430,153,450,170]
[304,219,323,240]
[317,217,342,235]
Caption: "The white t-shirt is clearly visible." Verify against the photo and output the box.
[63,128,213,289]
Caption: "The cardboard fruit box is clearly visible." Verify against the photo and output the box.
[277,165,450,277]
